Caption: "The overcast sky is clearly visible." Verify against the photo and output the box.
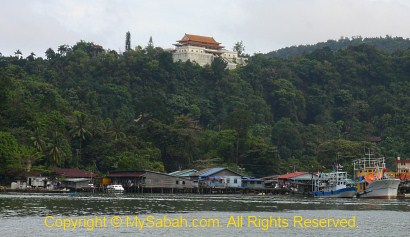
[1,0,410,57]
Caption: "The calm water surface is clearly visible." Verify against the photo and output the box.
[0,193,409,236]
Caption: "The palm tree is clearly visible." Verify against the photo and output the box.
[48,132,64,166]
[20,145,43,172]
[14,49,22,59]
[110,118,127,141]
[30,128,46,153]
[70,112,92,165]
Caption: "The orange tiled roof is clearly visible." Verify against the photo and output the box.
[178,34,220,45]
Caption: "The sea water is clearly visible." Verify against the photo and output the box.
[0,193,408,236]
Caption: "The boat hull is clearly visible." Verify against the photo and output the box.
[357,179,400,199]
[312,187,357,198]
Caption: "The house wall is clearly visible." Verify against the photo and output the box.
[224,175,242,188]
[242,180,265,189]
[397,161,410,173]
[202,175,242,188]
[143,172,193,189]
[172,45,244,69]
[27,177,48,188]
[173,45,213,66]
[62,180,90,189]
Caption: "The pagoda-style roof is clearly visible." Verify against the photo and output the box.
[177,34,224,49]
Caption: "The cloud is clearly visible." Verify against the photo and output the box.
[1,0,409,57]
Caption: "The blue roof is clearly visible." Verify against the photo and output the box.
[198,168,226,177]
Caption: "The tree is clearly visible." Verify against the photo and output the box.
[19,145,43,172]
[125,31,131,51]
[70,111,92,165]
[31,128,46,153]
[233,41,245,56]
[148,36,154,49]
[45,48,56,60]
[14,49,22,59]
[47,132,65,166]
[57,44,70,56]
[0,131,20,172]
[109,118,127,141]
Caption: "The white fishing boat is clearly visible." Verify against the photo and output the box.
[106,184,125,192]
[353,152,400,199]
[312,171,357,198]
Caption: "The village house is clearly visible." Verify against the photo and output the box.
[241,177,265,189]
[52,168,96,190]
[107,170,193,193]
[260,175,279,189]
[26,171,50,189]
[172,34,246,69]
[395,157,410,180]
[277,172,318,194]
[190,168,243,189]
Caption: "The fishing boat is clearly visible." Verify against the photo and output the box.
[353,152,400,199]
[311,171,357,198]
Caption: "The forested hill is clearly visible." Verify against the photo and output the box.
[267,36,410,58]
[1,39,410,182]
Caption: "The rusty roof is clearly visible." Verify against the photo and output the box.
[52,168,96,178]
[277,172,308,179]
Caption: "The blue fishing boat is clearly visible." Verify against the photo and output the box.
[311,171,357,198]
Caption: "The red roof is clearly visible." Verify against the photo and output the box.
[52,168,96,178]
[394,159,410,163]
[277,172,308,179]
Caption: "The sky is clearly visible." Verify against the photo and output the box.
[1,0,410,57]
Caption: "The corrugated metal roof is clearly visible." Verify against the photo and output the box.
[169,169,197,176]
[191,167,243,177]
[198,168,225,177]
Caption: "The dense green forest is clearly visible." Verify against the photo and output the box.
[268,36,410,58]
[1,37,410,182]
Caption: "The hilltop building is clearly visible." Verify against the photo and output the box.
[172,34,246,69]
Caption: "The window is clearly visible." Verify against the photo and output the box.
[227,178,230,183]
[219,179,223,183]
[234,179,237,184]
[182,181,185,185]
[176,180,179,184]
